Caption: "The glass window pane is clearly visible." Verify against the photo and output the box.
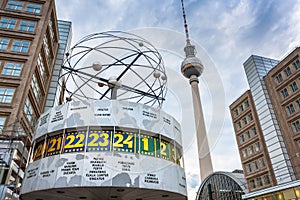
[0,38,10,50]
[19,20,36,32]
[6,0,23,10]
[0,117,6,133]
[0,17,17,29]
[11,40,30,53]
[2,62,22,76]
[25,3,42,14]
[0,88,15,103]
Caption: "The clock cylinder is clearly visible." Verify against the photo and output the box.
[20,99,187,200]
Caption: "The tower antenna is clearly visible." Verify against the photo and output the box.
[181,0,190,44]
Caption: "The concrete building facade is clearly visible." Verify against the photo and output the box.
[0,0,60,198]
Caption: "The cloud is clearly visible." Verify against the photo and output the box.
[186,172,200,189]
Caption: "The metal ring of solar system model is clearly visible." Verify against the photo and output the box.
[20,32,187,200]
[59,31,167,108]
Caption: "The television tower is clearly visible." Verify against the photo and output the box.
[180,0,213,181]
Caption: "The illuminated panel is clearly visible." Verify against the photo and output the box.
[30,127,183,165]
[63,130,86,153]
[170,144,176,163]
[174,146,183,166]
[138,134,158,156]
[46,134,63,157]
[87,130,112,152]
[160,139,172,161]
[32,139,45,161]
[113,130,136,153]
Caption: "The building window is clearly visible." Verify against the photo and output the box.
[296,99,300,110]
[0,17,17,29]
[249,145,254,155]
[281,88,289,99]
[263,175,271,185]
[237,122,241,130]
[2,62,22,76]
[239,134,244,143]
[11,40,30,53]
[249,179,256,189]
[31,74,42,105]
[252,127,257,136]
[284,67,292,77]
[25,3,42,14]
[275,73,283,84]
[290,82,298,92]
[259,158,265,168]
[246,164,252,173]
[6,0,23,11]
[293,59,300,70]
[239,105,244,113]
[245,131,251,140]
[0,117,6,133]
[37,53,46,82]
[43,35,52,64]
[242,117,247,126]
[244,100,249,108]
[243,149,248,158]
[255,141,260,152]
[286,104,295,115]
[233,109,238,117]
[0,88,15,103]
[48,19,55,44]
[0,38,10,50]
[248,113,253,121]
[292,121,300,133]
[23,98,36,126]
[19,20,36,32]
[253,161,259,170]
[256,177,263,187]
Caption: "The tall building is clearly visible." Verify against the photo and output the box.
[44,20,72,112]
[264,48,300,180]
[230,47,300,199]
[0,0,60,198]
[230,90,276,193]
[180,0,213,181]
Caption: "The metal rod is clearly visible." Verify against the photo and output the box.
[181,0,191,44]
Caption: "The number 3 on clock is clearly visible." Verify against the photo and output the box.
[87,130,111,151]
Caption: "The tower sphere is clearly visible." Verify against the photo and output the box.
[181,54,204,78]
[181,43,204,79]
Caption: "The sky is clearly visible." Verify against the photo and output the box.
[55,0,300,199]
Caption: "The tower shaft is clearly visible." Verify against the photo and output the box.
[190,75,213,181]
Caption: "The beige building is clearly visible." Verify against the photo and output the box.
[0,0,59,198]
[230,47,300,199]
[230,91,276,193]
